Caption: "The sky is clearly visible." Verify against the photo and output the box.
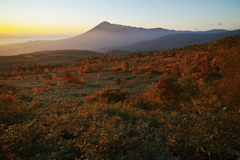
[0,0,240,35]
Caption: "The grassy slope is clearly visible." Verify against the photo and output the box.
[0,35,240,159]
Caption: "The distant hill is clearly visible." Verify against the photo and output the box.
[0,21,229,56]
[104,29,240,52]
[0,50,103,68]
[105,49,130,55]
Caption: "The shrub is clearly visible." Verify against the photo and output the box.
[46,86,52,91]
[0,83,15,89]
[76,84,83,89]
[25,69,31,75]
[18,92,32,101]
[127,78,180,111]
[124,80,135,88]
[19,69,25,75]
[171,63,181,76]
[1,76,8,80]
[84,63,92,73]
[32,87,39,95]
[44,79,51,84]
[52,73,57,80]
[115,78,121,85]
[93,62,103,72]
[38,75,44,81]
[218,46,240,107]
[66,77,85,84]
[62,70,73,81]
[44,68,50,74]
[4,71,10,76]
[57,81,64,88]
[0,94,25,126]
[84,88,130,103]
[122,61,129,72]
[34,69,41,74]
[200,60,213,75]
[145,69,156,75]
[16,76,23,80]
[12,69,19,76]
[156,78,180,101]
[132,66,141,75]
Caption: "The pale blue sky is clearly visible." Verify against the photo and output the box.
[0,0,240,34]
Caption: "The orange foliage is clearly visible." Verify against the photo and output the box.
[84,63,92,73]
[62,70,73,81]
[156,78,180,102]
[44,79,52,84]
[122,61,129,72]
[84,88,130,104]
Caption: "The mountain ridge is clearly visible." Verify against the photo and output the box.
[103,29,240,52]
[0,21,232,56]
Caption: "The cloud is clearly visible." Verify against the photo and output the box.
[206,23,213,26]
[218,22,222,26]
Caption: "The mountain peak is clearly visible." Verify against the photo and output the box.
[98,21,112,27]
[100,21,111,25]
[90,21,113,31]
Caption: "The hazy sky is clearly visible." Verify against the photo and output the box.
[1,0,240,35]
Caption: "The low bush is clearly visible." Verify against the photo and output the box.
[156,78,180,102]
[66,77,85,84]
[145,69,156,75]
[115,78,121,85]
[84,63,92,73]
[0,93,25,126]
[84,88,130,103]
[122,61,129,72]
[127,78,180,111]
[57,81,64,88]
[62,70,73,80]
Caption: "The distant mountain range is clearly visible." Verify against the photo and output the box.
[100,29,240,52]
[0,21,238,56]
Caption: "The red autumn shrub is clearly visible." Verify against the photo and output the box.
[145,69,156,75]
[1,76,8,80]
[44,79,52,84]
[200,60,213,75]
[62,70,73,80]
[66,77,85,84]
[84,88,130,104]
[115,78,121,85]
[156,78,180,101]
[84,63,92,73]
[218,46,240,107]
[122,61,129,72]
[127,78,180,111]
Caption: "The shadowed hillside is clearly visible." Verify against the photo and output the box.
[101,29,240,52]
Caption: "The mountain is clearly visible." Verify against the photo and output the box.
[102,29,240,52]
[0,21,229,56]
